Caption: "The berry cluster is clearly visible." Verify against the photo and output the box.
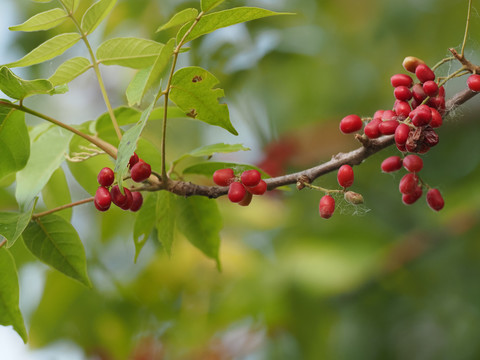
[213,168,267,206]
[338,56,448,211]
[94,153,151,212]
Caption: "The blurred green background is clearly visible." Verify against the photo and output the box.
[1,0,480,359]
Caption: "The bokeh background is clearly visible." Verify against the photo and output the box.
[1,0,480,359]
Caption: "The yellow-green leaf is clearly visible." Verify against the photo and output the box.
[0,66,53,100]
[156,8,198,32]
[9,8,68,32]
[48,57,91,87]
[81,0,117,35]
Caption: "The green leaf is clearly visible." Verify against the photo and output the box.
[183,161,268,178]
[81,0,117,35]
[126,38,175,106]
[177,196,222,269]
[48,57,91,87]
[172,143,249,169]
[16,126,73,210]
[41,167,72,221]
[156,8,198,32]
[97,37,164,69]
[0,200,36,248]
[201,0,225,12]
[62,0,80,12]
[0,248,27,343]
[4,33,81,68]
[0,66,53,100]
[32,0,53,2]
[156,190,176,256]
[23,214,91,287]
[9,8,68,32]
[0,108,30,181]
[170,66,237,135]
[133,192,157,262]
[177,7,291,44]
[114,101,155,191]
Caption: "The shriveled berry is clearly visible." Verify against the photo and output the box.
[339,114,363,134]
[337,164,354,188]
[426,188,444,211]
[391,74,413,88]
[379,120,399,135]
[95,186,112,211]
[402,186,423,205]
[119,188,133,210]
[246,179,267,195]
[395,123,410,146]
[130,161,151,182]
[423,80,439,96]
[381,156,403,173]
[319,194,335,219]
[364,118,382,139]
[402,56,426,73]
[399,173,419,195]
[129,153,139,169]
[97,167,115,187]
[394,86,412,101]
[403,154,423,172]
[213,168,235,186]
[238,191,253,206]
[130,192,143,212]
[344,191,364,205]
[241,169,261,187]
[228,182,246,203]
[110,185,128,207]
[415,64,435,83]
[423,126,439,147]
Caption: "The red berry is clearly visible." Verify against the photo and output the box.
[381,156,403,173]
[97,167,115,187]
[381,110,396,121]
[394,123,410,146]
[429,108,443,128]
[130,192,143,212]
[394,101,411,119]
[319,195,335,219]
[337,164,354,188]
[373,110,384,120]
[238,191,253,206]
[110,185,128,207]
[339,114,363,134]
[410,105,432,127]
[364,118,382,139]
[391,74,413,88]
[467,74,480,92]
[402,185,423,205]
[378,120,399,135]
[213,168,235,186]
[403,154,423,172]
[415,64,435,83]
[394,86,412,101]
[423,80,438,96]
[228,182,246,203]
[118,188,133,210]
[129,153,139,168]
[412,83,427,103]
[240,169,262,187]
[426,188,444,211]
[94,186,112,211]
[246,180,267,195]
[427,96,446,114]
[399,173,419,195]
[130,161,151,182]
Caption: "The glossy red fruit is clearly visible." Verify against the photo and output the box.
[364,118,382,139]
[429,108,443,128]
[423,80,438,96]
[399,173,419,195]
[394,101,411,119]
[410,105,432,127]
[379,120,399,135]
[119,188,133,210]
[228,182,246,203]
[319,195,335,219]
[94,186,112,211]
[241,169,261,187]
[402,185,423,205]
[467,74,480,92]
[403,154,423,172]
[391,74,413,88]
[415,64,435,83]
[238,191,253,206]
[339,114,363,134]
[110,185,128,207]
[97,167,115,187]
[426,188,444,211]
[337,164,354,188]
[381,110,396,121]
[130,161,151,182]
[247,180,267,195]
[395,123,410,146]
[381,156,403,173]
[130,192,143,212]
[213,168,235,186]
[412,83,427,103]
[394,86,412,101]
[129,153,139,168]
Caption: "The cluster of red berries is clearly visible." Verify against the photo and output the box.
[94,153,151,212]
[319,164,355,219]
[338,56,452,211]
[213,168,267,206]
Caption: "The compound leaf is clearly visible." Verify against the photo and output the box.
[97,37,164,69]
[0,66,53,100]
[81,0,117,35]
[23,214,91,287]
[4,33,81,68]
[48,57,91,87]
[170,66,237,135]
[0,248,27,343]
[156,8,198,32]
[9,8,68,32]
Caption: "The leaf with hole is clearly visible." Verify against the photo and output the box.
[23,214,91,287]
